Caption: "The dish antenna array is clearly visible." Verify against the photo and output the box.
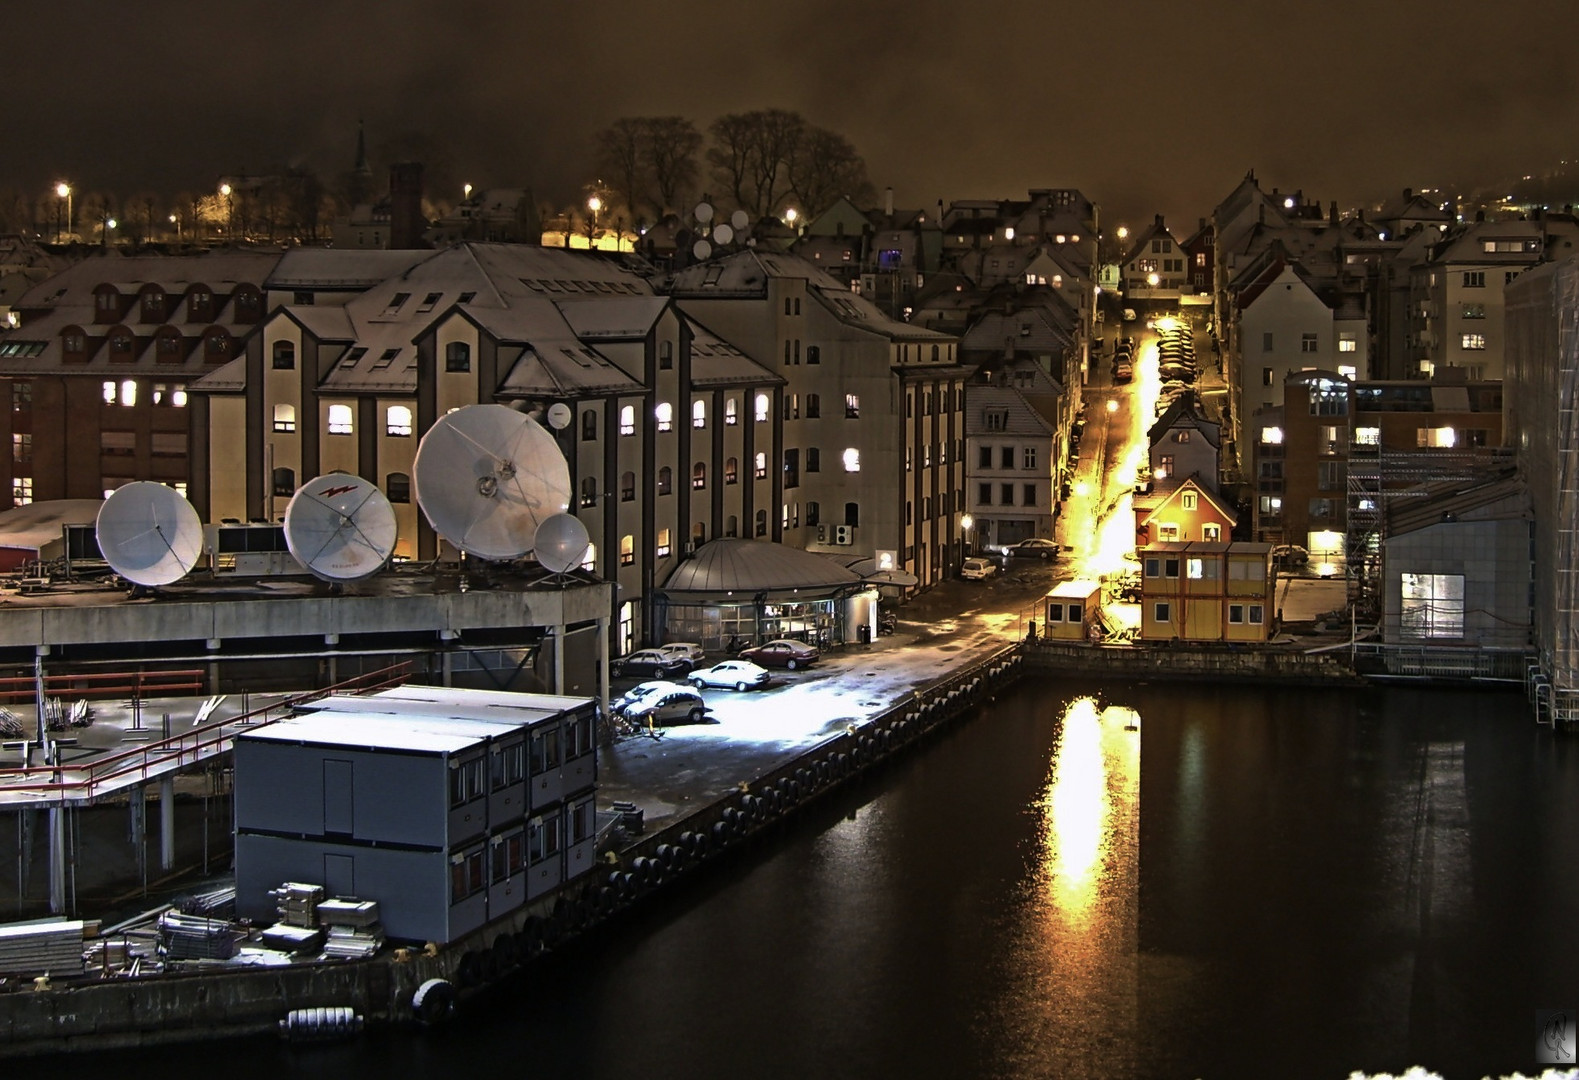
[95,482,205,588]
[412,404,571,561]
[283,473,398,583]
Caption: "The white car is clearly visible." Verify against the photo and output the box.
[688,659,772,692]
[612,680,686,715]
[656,642,705,665]
[961,557,998,581]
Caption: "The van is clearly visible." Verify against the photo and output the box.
[961,557,998,581]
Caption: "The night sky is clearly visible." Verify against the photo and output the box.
[12,0,1577,225]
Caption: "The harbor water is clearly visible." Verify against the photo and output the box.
[87,676,1579,1079]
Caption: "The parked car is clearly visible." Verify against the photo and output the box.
[655,642,705,665]
[739,638,821,670]
[610,649,693,679]
[688,659,772,691]
[1000,537,1061,560]
[1113,361,1133,384]
[612,680,687,714]
[619,686,710,726]
[961,556,999,581]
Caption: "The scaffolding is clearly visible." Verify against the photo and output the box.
[1343,445,1512,623]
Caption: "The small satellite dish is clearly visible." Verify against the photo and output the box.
[546,402,573,430]
[96,482,204,587]
[730,210,749,231]
[283,473,398,582]
[712,223,735,246]
[692,239,713,261]
[534,513,590,575]
[413,404,571,561]
[694,202,714,224]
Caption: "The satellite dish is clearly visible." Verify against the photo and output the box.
[283,473,398,582]
[694,202,714,224]
[546,402,573,430]
[692,239,712,261]
[95,482,204,587]
[712,223,735,246]
[534,513,590,574]
[413,404,571,560]
[730,210,749,231]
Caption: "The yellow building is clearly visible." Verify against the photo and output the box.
[1139,542,1274,643]
[1043,579,1101,641]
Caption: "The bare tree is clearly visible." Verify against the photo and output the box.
[0,188,33,235]
[786,126,875,217]
[645,117,702,215]
[593,117,646,221]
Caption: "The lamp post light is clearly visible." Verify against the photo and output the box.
[55,182,71,243]
[961,513,974,556]
[463,183,472,201]
[586,195,602,249]
[169,213,181,242]
[219,183,233,241]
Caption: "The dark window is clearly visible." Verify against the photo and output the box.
[272,467,295,496]
[755,510,768,537]
[658,467,672,495]
[272,341,295,370]
[979,483,992,505]
[784,449,799,489]
[387,473,411,503]
[659,341,673,370]
[806,448,820,473]
[581,410,597,441]
[979,446,992,468]
[806,345,820,365]
[806,502,820,526]
[725,458,739,485]
[621,471,635,501]
[844,501,860,526]
[446,342,471,373]
[1001,447,1014,468]
[806,393,820,418]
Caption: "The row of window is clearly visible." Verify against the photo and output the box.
[450,806,589,904]
[1150,602,1264,625]
[977,445,1038,469]
[574,446,864,507]
[102,380,188,407]
[1144,556,1266,581]
[1460,270,1523,288]
[977,483,1040,508]
[1260,332,1358,353]
[1256,423,1487,450]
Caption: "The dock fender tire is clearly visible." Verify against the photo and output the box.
[413,978,456,1027]
[712,820,731,845]
[455,951,482,989]
[493,933,518,971]
[694,831,711,856]
[478,948,500,985]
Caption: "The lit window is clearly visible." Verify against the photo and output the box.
[1461,333,1487,350]
[102,380,117,405]
[1400,572,1464,639]
[845,393,860,418]
[619,535,635,566]
[1417,427,1456,448]
[619,405,635,436]
[328,404,353,435]
[386,405,413,437]
[655,402,673,432]
[120,379,137,406]
[843,448,861,473]
[656,528,672,557]
[1182,492,1198,511]
[1338,333,1357,353]
[11,476,32,505]
[725,398,739,426]
[1354,426,1380,446]
[692,400,706,428]
[755,393,770,422]
[1337,365,1357,379]
[754,452,766,479]
[273,404,296,433]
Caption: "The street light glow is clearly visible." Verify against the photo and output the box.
[55,182,69,199]
[587,195,601,213]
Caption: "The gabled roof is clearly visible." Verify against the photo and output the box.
[966,385,1057,438]
[1147,392,1221,448]
[685,318,784,389]
[1139,477,1238,528]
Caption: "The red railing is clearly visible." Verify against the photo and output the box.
[0,662,411,804]
[0,669,207,705]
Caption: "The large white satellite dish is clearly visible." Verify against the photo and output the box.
[712,223,735,246]
[413,404,571,561]
[730,210,749,231]
[283,473,398,582]
[533,512,590,575]
[95,482,204,588]
[546,402,573,430]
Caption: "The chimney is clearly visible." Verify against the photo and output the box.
[1155,213,1164,227]
[389,162,426,250]
[1330,201,1339,224]
[1404,188,1413,200]
[885,186,894,217]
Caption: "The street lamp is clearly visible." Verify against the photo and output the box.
[961,513,974,555]
[586,195,602,249]
[169,213,181,242]
[219,183,233,241]
[55,182,71,242]
[463,183,472,201]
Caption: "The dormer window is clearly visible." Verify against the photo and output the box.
[141,292,163,317]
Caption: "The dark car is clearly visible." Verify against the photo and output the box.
[739,639,821,670]
[610,649,693,679]
[1000,538,1061,560]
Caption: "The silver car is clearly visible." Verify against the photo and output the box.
[620,686,711,726]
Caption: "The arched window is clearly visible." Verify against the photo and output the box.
[386,472,411,503]
[327,404,353,435]
[754,509,768,537]
[655,402,673,432]
[755,393,770,422]
[754,452,767,479]
[272,467,295,496]
[806,393,820,418]
[581,542,597,571]
[581,410,597,441]
[386,405,412,436]
[273,403,296,433]
[619,535,635,566]
[692,400,706,428]
[119,379,137,406]
[658,466,672,495]
[446,342,471,373]
[619,405,635,436]
[725,457,738,485]
[843,447,860,472]
[620,471,635,501]
[580,476,597,507]
[806,501,820,526]
[725,398,738,426]
[272,341,295,370]
[806,345,820,365]
[692,462,706,489]
[726,515,738,538]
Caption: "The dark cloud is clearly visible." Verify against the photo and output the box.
[7,0,1575,224]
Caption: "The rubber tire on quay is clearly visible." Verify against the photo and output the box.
[456,951,482,989]
[412,978,457,1027]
